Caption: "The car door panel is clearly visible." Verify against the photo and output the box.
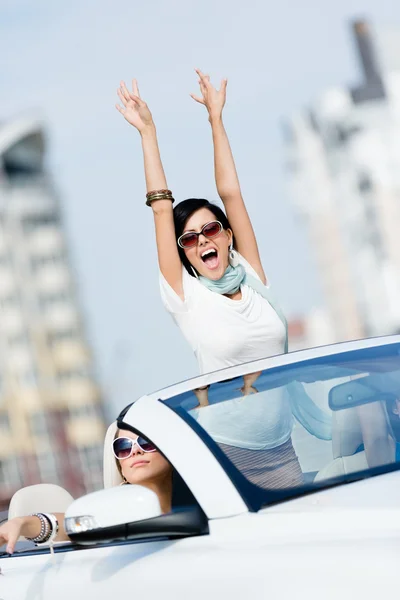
[1,503,399,600]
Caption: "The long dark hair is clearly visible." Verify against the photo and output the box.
[173,198,232,276]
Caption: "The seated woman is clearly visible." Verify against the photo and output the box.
[0,427,173,555]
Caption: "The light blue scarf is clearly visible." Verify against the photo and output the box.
[199,264,332,441]
[199,264,246,295]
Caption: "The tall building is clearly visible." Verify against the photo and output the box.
[288,309,336,352]
[0,114,106,508]
[284,20,400,341]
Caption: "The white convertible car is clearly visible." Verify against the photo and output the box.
[1,336,400,599]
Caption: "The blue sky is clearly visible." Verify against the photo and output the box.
[1,0,399,415]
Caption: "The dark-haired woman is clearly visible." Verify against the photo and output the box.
[116,71,287,373]
[116,71,330,488]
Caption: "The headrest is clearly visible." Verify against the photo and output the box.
[8,484,74,521]
[103,421,124,488]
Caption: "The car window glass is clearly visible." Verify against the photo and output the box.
[163,343,400,498]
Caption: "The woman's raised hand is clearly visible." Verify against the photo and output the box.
[116,79,154,133]
[190,69,227,121]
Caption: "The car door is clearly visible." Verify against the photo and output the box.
[0,536,225,600]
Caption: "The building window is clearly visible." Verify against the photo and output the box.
[0,412,10,432]
[58,366,91,383]
[17,367,38,387]
[0,292,19,311]
[0,252,11,268]
[23,212,60,234]
[78,444,103,477]
[48,328,78,345]
[0,457,22,488]
[358,173,373,193]
[7,331,29,349]
[31,252,65,272]
[37,452,58,482]
[30,411,50,437]
[69,403,100,420]
[39,290,71,311]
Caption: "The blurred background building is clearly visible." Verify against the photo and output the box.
[284,19,400,342]
[288,309,336,352]
[0,115,106,510]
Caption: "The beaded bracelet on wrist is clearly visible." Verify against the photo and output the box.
[43,513,59,545]
[25,513,52,543]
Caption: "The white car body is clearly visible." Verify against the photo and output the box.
[1,336,400,599]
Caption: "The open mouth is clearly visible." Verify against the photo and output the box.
[201,248,219,270]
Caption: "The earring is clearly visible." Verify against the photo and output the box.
[191,266,199,279]
[229,244,239,268]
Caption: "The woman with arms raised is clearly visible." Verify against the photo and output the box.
[116,71,286,374]
[114,71,330,489]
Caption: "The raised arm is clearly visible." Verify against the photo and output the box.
[191,70,266,284]
[116,80,183,298]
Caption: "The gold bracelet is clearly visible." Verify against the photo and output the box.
[146,192,173,200]
[146,194,175,207]
[145,188,174,207]
[146,189,173,199]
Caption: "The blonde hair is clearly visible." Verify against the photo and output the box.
[114,428,125,480]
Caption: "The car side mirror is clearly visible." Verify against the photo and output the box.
[64,484,208,545]
[64,485,162,544]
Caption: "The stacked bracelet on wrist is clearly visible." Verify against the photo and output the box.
[44,512,59,545]
[145,189,175,207]
[25,513,50,543]
[25,512,59,545]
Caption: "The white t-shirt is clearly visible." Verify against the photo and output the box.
[159,254,286,374]
[190,389,293,450]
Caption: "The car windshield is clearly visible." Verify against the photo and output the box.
[162,341,400,508]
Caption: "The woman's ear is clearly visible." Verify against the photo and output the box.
[226,228,234,247]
